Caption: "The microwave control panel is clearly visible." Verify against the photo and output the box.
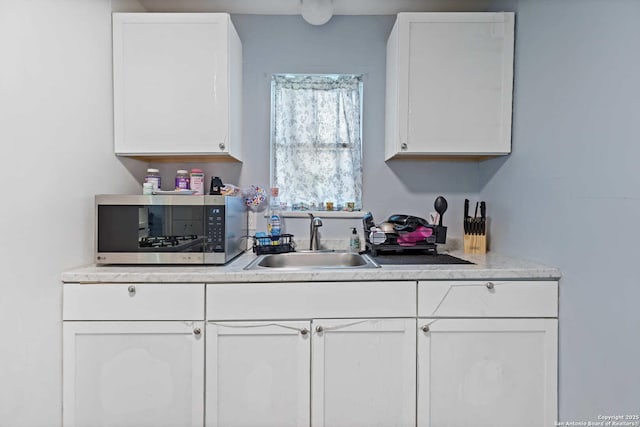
[205,205,225,252]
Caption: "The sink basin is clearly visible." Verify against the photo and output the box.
[244,251,380,270]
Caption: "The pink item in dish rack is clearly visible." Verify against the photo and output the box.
[396,226,434,246]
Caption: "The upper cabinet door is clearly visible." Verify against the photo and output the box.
[112,13,242,161]
[385,12,515,159]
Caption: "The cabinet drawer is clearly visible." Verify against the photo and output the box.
[418,281,557,318]
[207,281,416,320]
[63,283,205,320]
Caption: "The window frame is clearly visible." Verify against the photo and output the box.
[269,73,364,213]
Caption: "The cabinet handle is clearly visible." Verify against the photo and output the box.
[218,142,226,151]
[421,325,430,333]
[127,285,136,295]
[193,327,202,336]
[316,325,324,333]
[486,282,495,290]
[401,142,408,150]
[300,328,309,336]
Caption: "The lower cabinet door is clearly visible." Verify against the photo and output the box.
[417,318,558,427]
[311,318,416,427]
[206,321,311,427]
[62,321,205,427]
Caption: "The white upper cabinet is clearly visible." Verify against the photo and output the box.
[112,13,242,161]
[385,12,515,159]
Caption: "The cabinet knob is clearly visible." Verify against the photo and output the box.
[401,142,408,150]
[193,327,202,336]
[300,328,309,336]
[218,142,226,151]
[421,325,430,333]
[316,325,324,333]
[127,285,136,295]
[486,282,495,290]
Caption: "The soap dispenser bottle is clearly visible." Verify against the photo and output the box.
[349,227,361,253]
[268,188,282,245]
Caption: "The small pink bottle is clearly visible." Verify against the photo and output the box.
[190,169,205,195]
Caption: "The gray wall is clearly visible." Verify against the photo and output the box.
[158,14,482,242]
[7,1,634,424]
[0,1,145,425]
[484,0,640,419]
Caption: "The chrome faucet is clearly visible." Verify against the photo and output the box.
[309,213,323,251]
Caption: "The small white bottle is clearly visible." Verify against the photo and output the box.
[144,168,161,192]
[142,182,154,195]
[349,227,361,253]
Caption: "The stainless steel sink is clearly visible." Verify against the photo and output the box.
[244,251,380,270]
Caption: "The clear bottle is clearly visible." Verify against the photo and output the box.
[268,187,282,244]
[175,170,190,190]
[142,182,154,195]
[144,168,161,192]
[270,187,280,211]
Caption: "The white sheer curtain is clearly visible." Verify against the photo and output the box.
[271,74,363,210]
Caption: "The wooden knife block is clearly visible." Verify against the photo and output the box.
[463,233,487,254]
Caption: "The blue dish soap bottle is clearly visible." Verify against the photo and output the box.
[268,188,282,245]
[269,214,281,245]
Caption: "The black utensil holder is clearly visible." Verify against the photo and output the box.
[435,226,447,244]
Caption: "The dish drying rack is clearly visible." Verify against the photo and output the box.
[362,214,447,257]
[364,234,441,257]
[251,234,295,255]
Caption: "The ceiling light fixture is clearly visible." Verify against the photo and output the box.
[300,0,334,26]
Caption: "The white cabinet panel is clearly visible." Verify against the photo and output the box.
[61,278,558,426]
[311,318,416,427]
[63,321,204,427]
[386,12,515,159]
[113,13,242,160]
[63,283,205,320]
[417,318,557,427]
[206,281,416,320]
[418,280,558,317]
[206,321,310,427]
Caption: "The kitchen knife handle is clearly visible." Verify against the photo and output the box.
[480,202,486,235]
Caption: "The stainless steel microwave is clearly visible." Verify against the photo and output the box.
[95,195,247,265]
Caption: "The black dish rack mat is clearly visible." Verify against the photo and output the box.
[370,253,473,265]
[252,234,295,255]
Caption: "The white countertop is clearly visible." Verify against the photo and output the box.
[61,250,561,283]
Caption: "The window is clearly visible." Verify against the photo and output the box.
[271,74,363,211]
